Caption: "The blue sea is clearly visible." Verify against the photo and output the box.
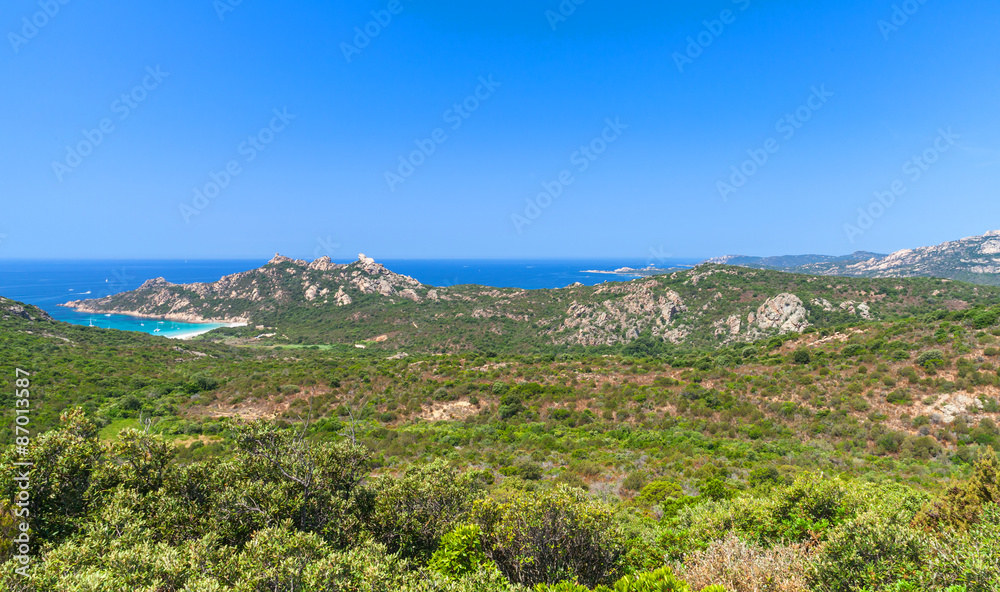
[0,258,699,337]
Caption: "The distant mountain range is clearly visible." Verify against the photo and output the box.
[704,230,1000,286]
[55,250,1000,352]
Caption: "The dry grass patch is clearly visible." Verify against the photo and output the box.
[679,533,810,592]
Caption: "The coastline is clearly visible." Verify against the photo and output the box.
[57,303,248,326]
[54,303,248,339]
[170,322,248,340]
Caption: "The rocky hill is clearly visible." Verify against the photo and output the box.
[56,253,1000,352]
[706,231,1000,285]
[61,253,424,324]
[1,297,54,323]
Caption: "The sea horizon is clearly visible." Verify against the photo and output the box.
[0,257,701,337]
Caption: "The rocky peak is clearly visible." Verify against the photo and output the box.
[268,254,310,267]
[139,277,172,289]
[356,253,387,275]
[308,256,341,272]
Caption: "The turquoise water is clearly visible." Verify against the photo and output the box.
[0,259,261,338]
[52,309,227,339]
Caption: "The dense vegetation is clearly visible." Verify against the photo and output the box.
[4,274,1000,589]
[0,413,998,590]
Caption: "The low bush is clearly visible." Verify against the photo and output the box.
[472,485,625,586]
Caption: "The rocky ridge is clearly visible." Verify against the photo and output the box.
[705,231,1000,285]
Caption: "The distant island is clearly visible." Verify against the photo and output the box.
[581,264,693,277]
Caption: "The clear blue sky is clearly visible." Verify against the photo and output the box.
[2,0,999,260]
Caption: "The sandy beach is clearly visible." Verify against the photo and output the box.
[170,322,247,340]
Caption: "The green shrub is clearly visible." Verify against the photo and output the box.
[635,480,692,515]
[502,459,543,481]
[533,568,703,592]
[552,409,573,421]
[472,485,625,586]
[369,460,482,558]
[914,349,946,369]
[428,524,489,578]
[747,466,782,489]
[673,474,927,550]
[499,394,524,419]
[921,503,1000,591]
[886,389,913,405]
[972,309,1000,329]
[809,511,928,592]
[842,344,865,357]
[613,567,692,592]
[792,349,811,365]
[622,472,648,492]
[913,448,1000,532]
